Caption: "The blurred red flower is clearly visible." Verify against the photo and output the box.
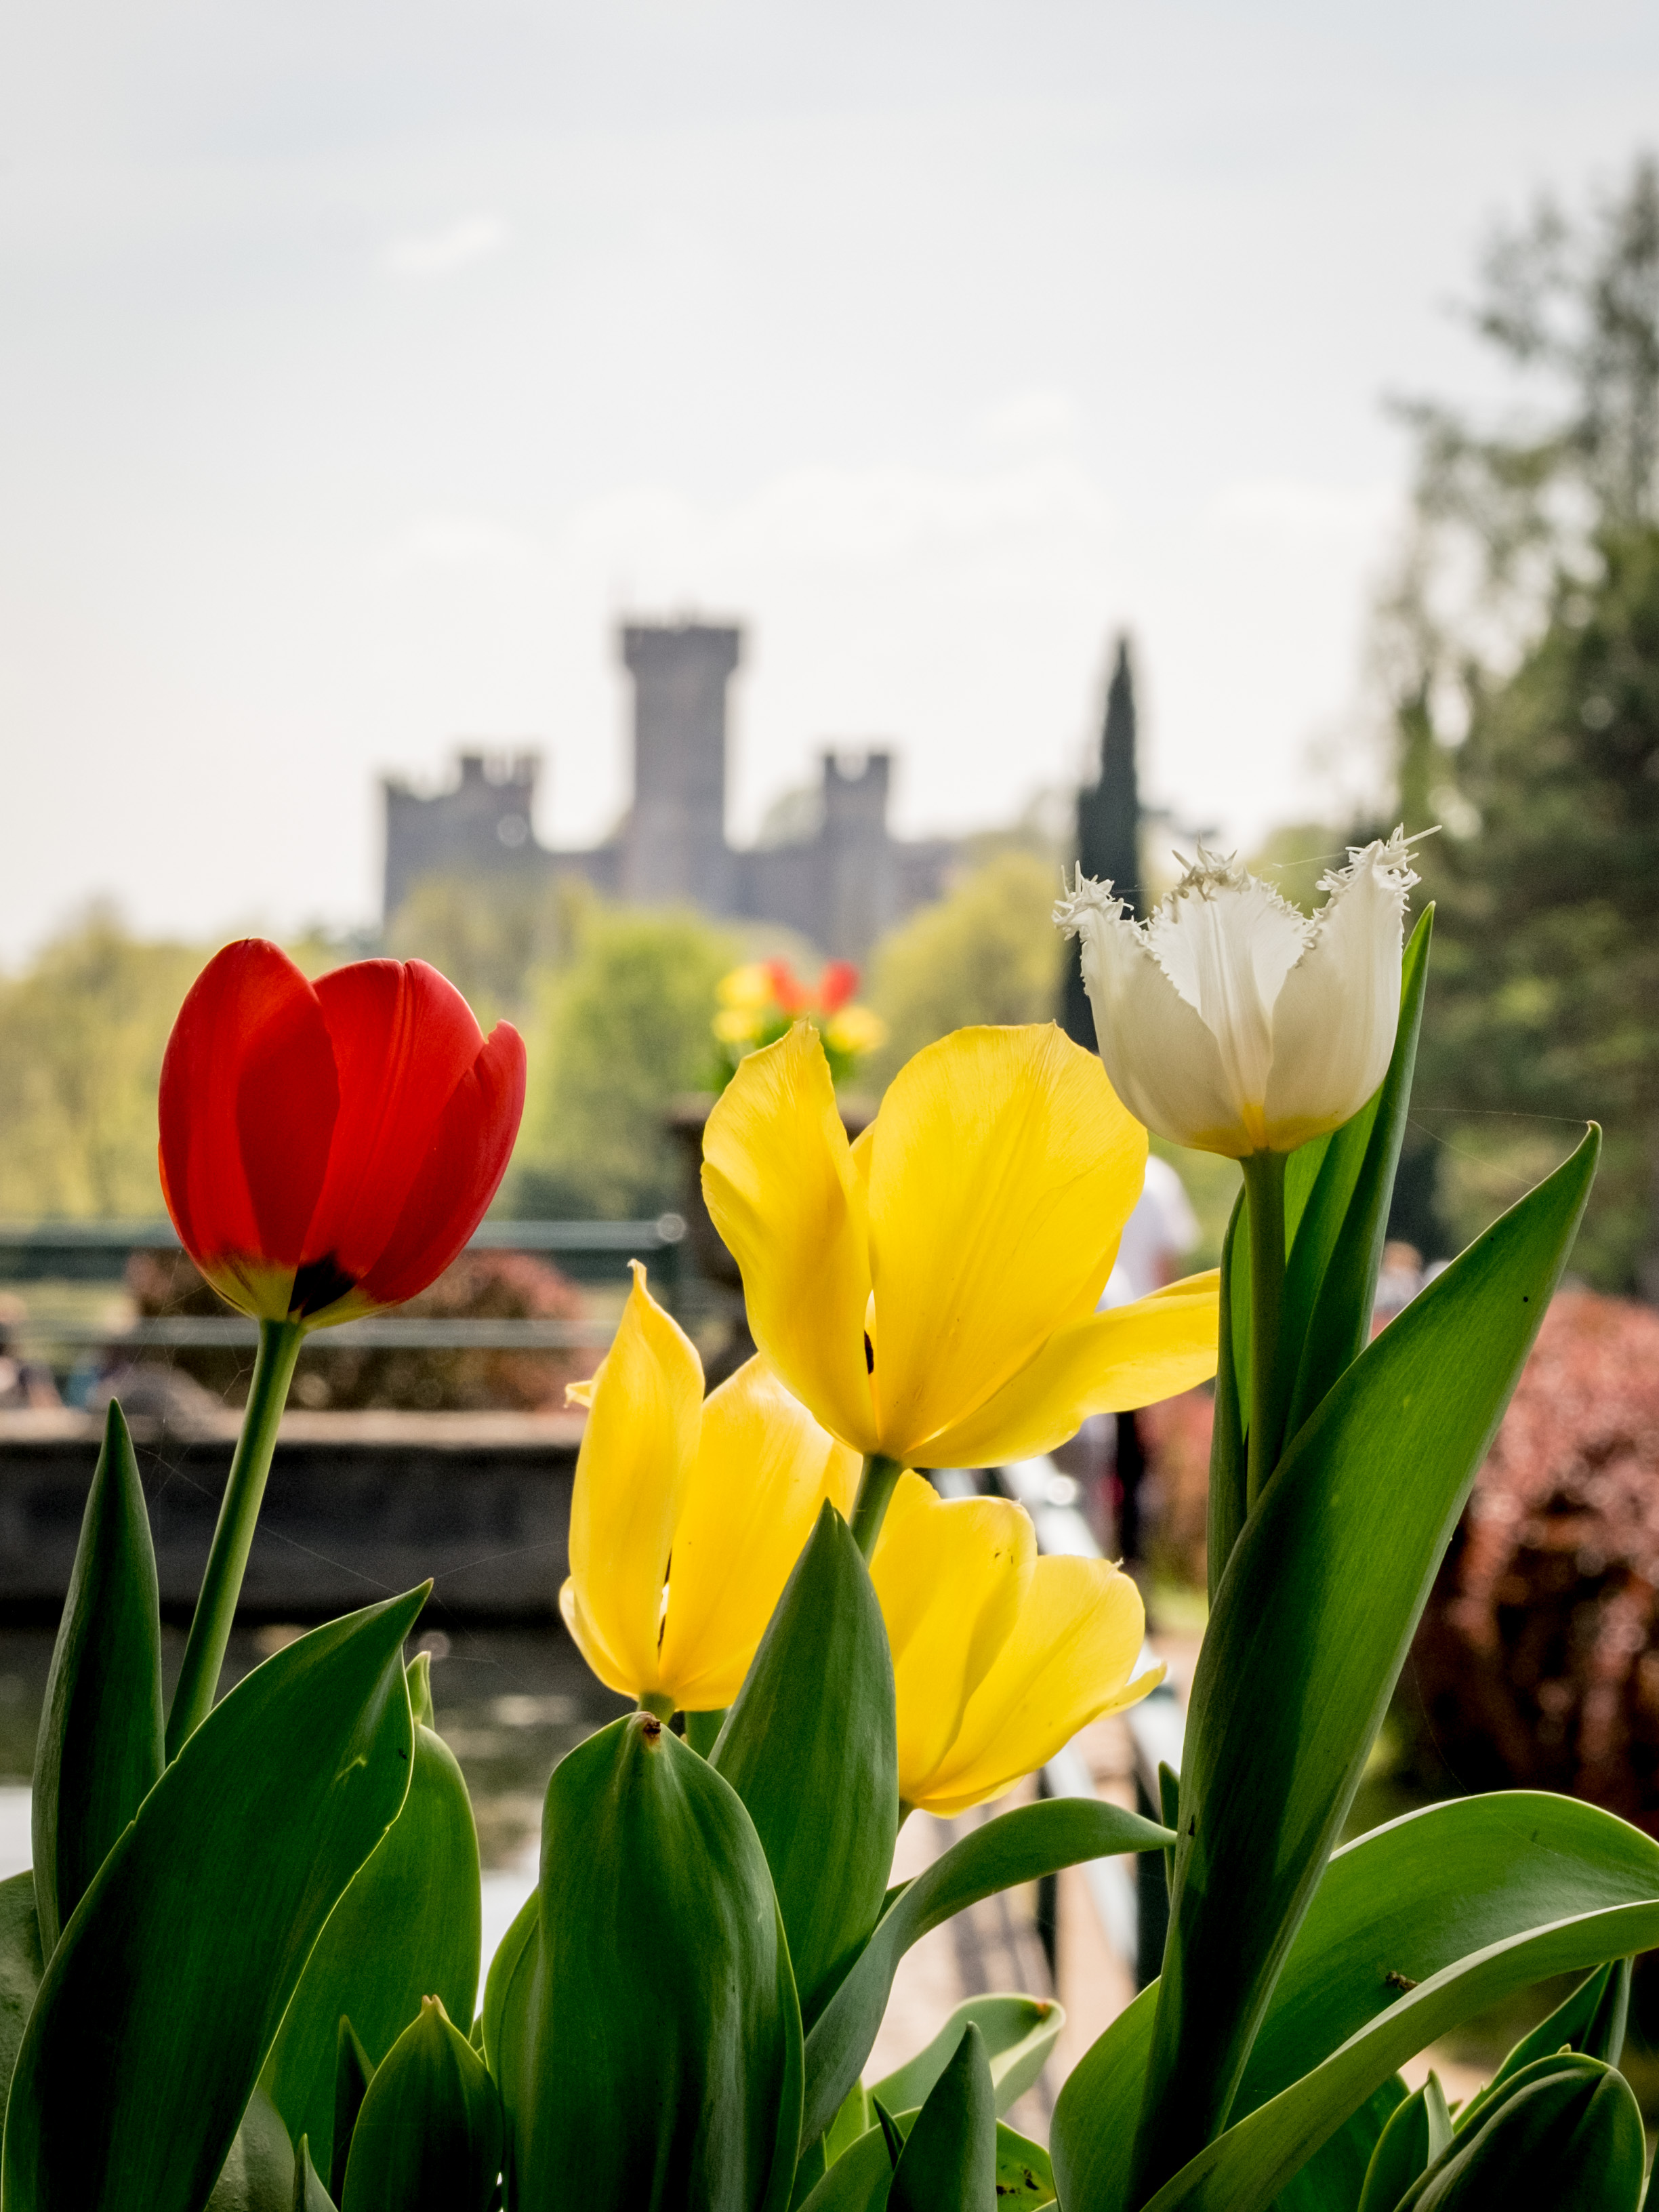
[764,958,811,1015]
[817,959,860,1012]
[159,939,526,1326]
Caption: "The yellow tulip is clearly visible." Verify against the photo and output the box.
[823,1005,888,1057]
[718,962,777,1011]
[870,1473,1161,1815]
[701,1021,1220,1541]
[560,1263,861,1715]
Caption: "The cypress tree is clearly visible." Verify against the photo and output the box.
[1063,634,1141,1046]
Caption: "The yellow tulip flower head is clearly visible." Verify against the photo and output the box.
[870,1473,1162,1816]
[701,1021,1220,1473]
[560,1263,861,1714]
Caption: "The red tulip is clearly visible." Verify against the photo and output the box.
[817,959,860,1013]
[159,940,527,1326]
[764,958,811,1015]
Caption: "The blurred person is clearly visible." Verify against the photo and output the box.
[1064,1158,1201,1563]
[0,1296,61,1410]
[1372,1240,1425,1334]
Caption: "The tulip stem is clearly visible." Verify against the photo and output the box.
[851,1453,904,1559]
[1242,1151,1288,1511]
[165,1317,305,1761]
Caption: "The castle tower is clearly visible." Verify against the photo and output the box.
[1063,635,1141,1046]
[619,622,742,909]
[821,751,897,962]
[382,751,541,921]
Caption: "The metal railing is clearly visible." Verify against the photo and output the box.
[0,1216,687,1356]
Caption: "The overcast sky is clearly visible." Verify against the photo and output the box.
[2,1,1656,957]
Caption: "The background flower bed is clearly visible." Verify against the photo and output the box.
[123,1246,592,1413]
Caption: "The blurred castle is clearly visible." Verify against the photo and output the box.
[382,621,957,961]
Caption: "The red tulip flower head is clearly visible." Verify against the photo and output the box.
[159,941,527,1327]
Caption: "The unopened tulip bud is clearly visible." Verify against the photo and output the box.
[1056,831,1420,1158]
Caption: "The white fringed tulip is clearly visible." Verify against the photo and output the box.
[1056,832,1419,1158]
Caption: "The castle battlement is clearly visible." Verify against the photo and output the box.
[381,622,956,960]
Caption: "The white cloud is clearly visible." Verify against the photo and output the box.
[382,216,508,280]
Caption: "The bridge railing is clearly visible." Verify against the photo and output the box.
[0,1216,688,1355]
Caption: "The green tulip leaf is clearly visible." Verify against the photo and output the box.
[869,1993,1061,2121]
[1139,1900,1659,2208]
[1273,2080,1408,2212]
[889,2023,995,2212]
[1356,2077,1450,2212]
[1131,1129,1598,2194]
[825,2083,872,2163]
[1,1585,428,2212]
[329,2020,374,2207]
[684,1708,726,1756]
[504,1711,803,2212]
[293,2137,337,2212]
[262,1656,481,2177]
[479,1888,536,2083]
[0,1870,43,2130]
[1456,1959,1629,2137]
[872,2098,903,2167]
[1584,1952,1633,2064]
[796,2112,1054,2212]
[1401,2053,1645,2211]
[714,1502,899,2028]
[802,1793,1169,2145]
[1278,909,1433,1446]
[341,1997,502,2212]
[1053,1788,1659,2212]
[32,1400,163,1957]
[1206,1192,1248,1599]
[204,2087,295,2212]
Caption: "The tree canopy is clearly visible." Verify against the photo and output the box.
[1389,157,1659,1289]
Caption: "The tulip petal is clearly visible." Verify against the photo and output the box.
[1144,861,1309,1137]
[1063,885,1257,1158]
[916,1557,1161,1818]
[862,1027,1146,1462]
[302,962,485,1298]
[869,1475,1035,1803]
[565,1265,703,1700]
[657,1359,861,1711]
[558,1579,636,1702]
[158,941,339,1317]
[701,1025,877,1454]
[1264,832,1416,1150]
[353,1021,527,1312]
[918,1271,1221,1469]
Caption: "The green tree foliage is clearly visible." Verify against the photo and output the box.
[0,912,203,1220]
[1383,157,1659,1286]
[863,853,1062,1087]
[1416,537,1659,1287]
[385,875,579,1030]
[511,905,739,1221]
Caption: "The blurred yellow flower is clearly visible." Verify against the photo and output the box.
[823,1006,888,1057]
[870,1473,1161,1815]
[713,1007,763,1045]
[701,1021,1219,1475]
[718,962,777,1011]
[560,1263,860,1713]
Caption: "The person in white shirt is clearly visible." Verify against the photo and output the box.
[1092,1155,1202,1563]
